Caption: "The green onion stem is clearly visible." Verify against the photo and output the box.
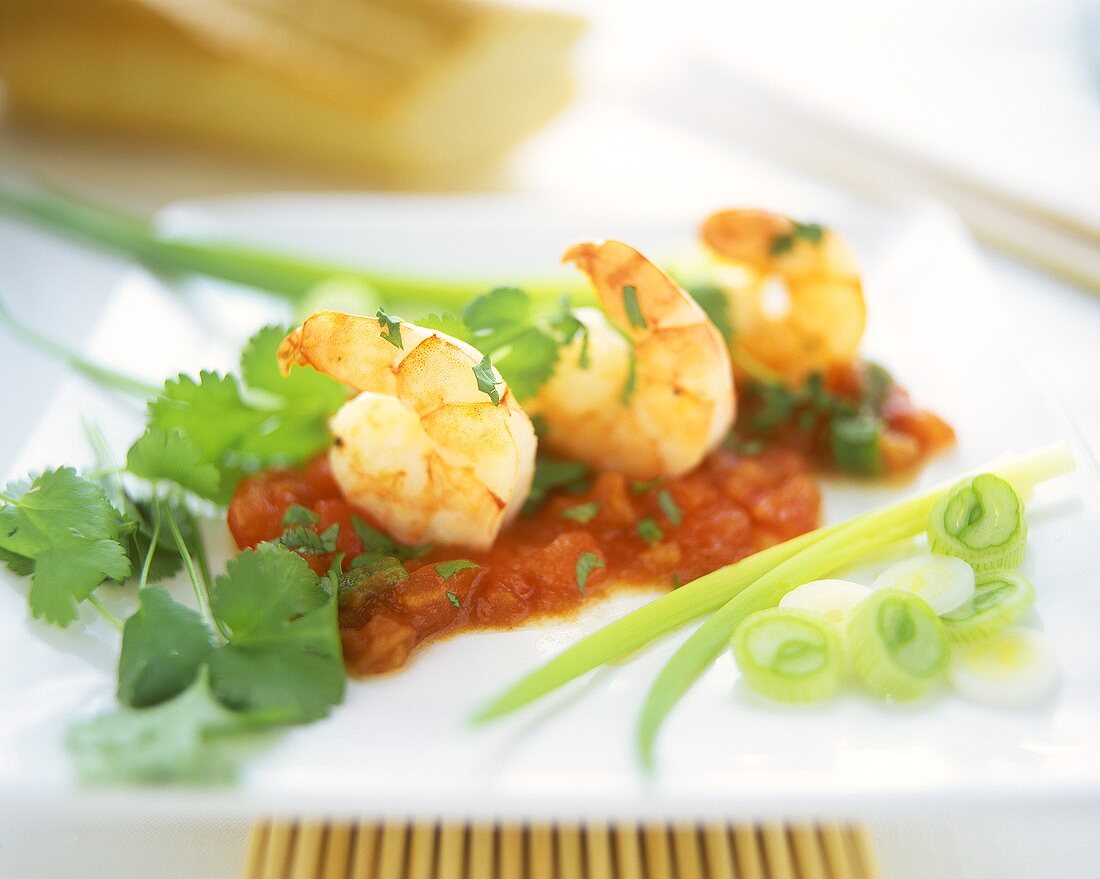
[87,594,124,632]
[635,443,1075,769]
[0,182,589,310]
[471,525,837,723]
[0,299,160,397]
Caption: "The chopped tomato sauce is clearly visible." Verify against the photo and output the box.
[228,448,821,676]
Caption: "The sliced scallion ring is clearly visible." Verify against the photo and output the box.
[847,589,949,700]
[778,579,871,629]
[927,474,1027,571]
[871,554,975,615]
[731,608,843,703]
[949,626,1058,708]
[940,570,1035,643]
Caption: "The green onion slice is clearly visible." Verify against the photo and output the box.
[847,589,949,700]
[871,554,975,615]
[940,570,1035,643]
[732,609,843,703]
[928,474,1027,572]
[948,626,1058,708]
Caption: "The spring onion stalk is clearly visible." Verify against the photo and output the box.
[928,474,1027,571]
[0,299,160,398]
[636,510,921,770]
[633,444,1073,769]
[847,589,949,700]
[870,554,975,615]
[941,570,1035,643]
[731,609,843,703]
[0,181,589,310]
[470,525,838,723]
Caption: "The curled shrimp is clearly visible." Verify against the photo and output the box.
[278,311,537,551]
[528,240,734,480]
[701,209,866,383]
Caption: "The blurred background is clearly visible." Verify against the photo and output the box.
[1,1,1099,876]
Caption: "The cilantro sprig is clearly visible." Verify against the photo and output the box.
[422,287,591,403]
[0,321,356,783]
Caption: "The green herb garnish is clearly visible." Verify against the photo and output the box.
[282,504,321,527]
[562,502,600,524]
[622,285,647,329]
[636,517,664,545]
[575,552,605,595]
[473,354,503,405]
[656,490,682,527]
[376,308,403,349]
[435,559,480,580]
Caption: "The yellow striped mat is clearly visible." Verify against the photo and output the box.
[243,820,880,879]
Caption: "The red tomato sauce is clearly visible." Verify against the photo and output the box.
[228,448,821,676]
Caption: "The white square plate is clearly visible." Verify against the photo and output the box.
[1,193,1098,822]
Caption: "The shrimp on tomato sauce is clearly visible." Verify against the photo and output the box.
[528,240,734,480]
[277,311,537,551]
[701,209,866,383]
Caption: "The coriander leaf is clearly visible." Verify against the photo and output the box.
[620,346,638,406]
[493,328,559,400]
[208,544,344,724]
[548,300,590,368]
[376,308,403,349]
[747,381,799,433]
[523,457,591,515]
[118,587,214,708]
[446,591,461,608]
[282,504,320,527]
[239,325,347,415]
[860,361,894,414]
[434,559,480,580]
[148,372,265,471]
[686,284,734,342]
[575,551,604,595]
[562,502,600,524]
[462,287,531,342]
[622,285,647,330]
[420,312,472,343]
[68,668,243,784]
[473,354,503,405]
[794,221,825,243]
[770,221,825,256]
[208,639,344,725]
[126,427,221,498]
[657,490,682,527]
[0,545,34,576]
[210,543,328,643]
[351,517,427,561]
[279,523,339,556]
[637,517,664,545]
[631,478,661,495]
[0,467,130,625]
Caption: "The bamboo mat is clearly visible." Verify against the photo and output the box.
[242,820,881,879]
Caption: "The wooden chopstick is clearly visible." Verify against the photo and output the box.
[241,820,880,878]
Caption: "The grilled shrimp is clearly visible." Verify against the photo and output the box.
[528,241,734,480]
[278,312,537,551]
[701,209,866,383]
